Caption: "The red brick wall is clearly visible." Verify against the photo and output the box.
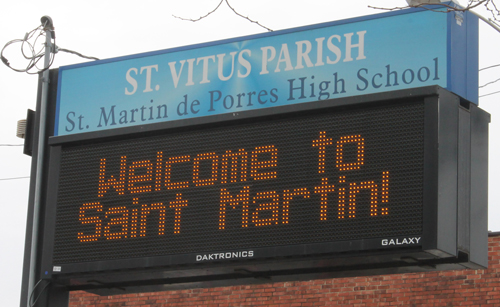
[69,234,500,307]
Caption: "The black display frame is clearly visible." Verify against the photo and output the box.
[36,80,489,294]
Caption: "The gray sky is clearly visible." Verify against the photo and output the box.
[1,1,499,306]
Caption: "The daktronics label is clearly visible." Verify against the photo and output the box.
[53,101,425,264]
[196,251,254,262]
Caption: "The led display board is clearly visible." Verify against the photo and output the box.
[53,100,422,265]
[37,83,488,294]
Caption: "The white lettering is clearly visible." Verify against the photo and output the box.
[382,237,422,246]
[238,49,252,78]
[125,30,369,96]
[217,52,238,81]
[196,251,255,262]
[186,58,195,86]
[275,44,293,72]
[197,55,216,84]
[140,65,159,93]
[344,31,367,62]
[125,68,138,95]
[260,46,276,75]
[326,35,342,64]
[315,37,325,67]
[168,60,185,89]
[295,40,314,69]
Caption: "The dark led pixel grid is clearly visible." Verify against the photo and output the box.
[53,101,425,264]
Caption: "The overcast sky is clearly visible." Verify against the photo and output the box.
[1,1,499,306]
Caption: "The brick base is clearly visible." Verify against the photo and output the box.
[69,235,500,307]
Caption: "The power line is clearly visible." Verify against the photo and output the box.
[57,47,100,61]
[479,77,500,88]
[1,22,99,75]
[0,176,30,181]
[479,90,500,97]
[479,63,500,71]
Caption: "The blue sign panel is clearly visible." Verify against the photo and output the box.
[55,7,478,136]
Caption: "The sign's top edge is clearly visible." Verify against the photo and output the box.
[57,6,450,72]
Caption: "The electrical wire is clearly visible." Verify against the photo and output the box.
[57,47,100,61]
[29,279,51,307]
[480,63,500,71]
[0,176,30,181]
[1,25,56,74]
[1,22,99,75]
[479,89,500,97]
[0,144,29,180]
[479,77,500,88]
